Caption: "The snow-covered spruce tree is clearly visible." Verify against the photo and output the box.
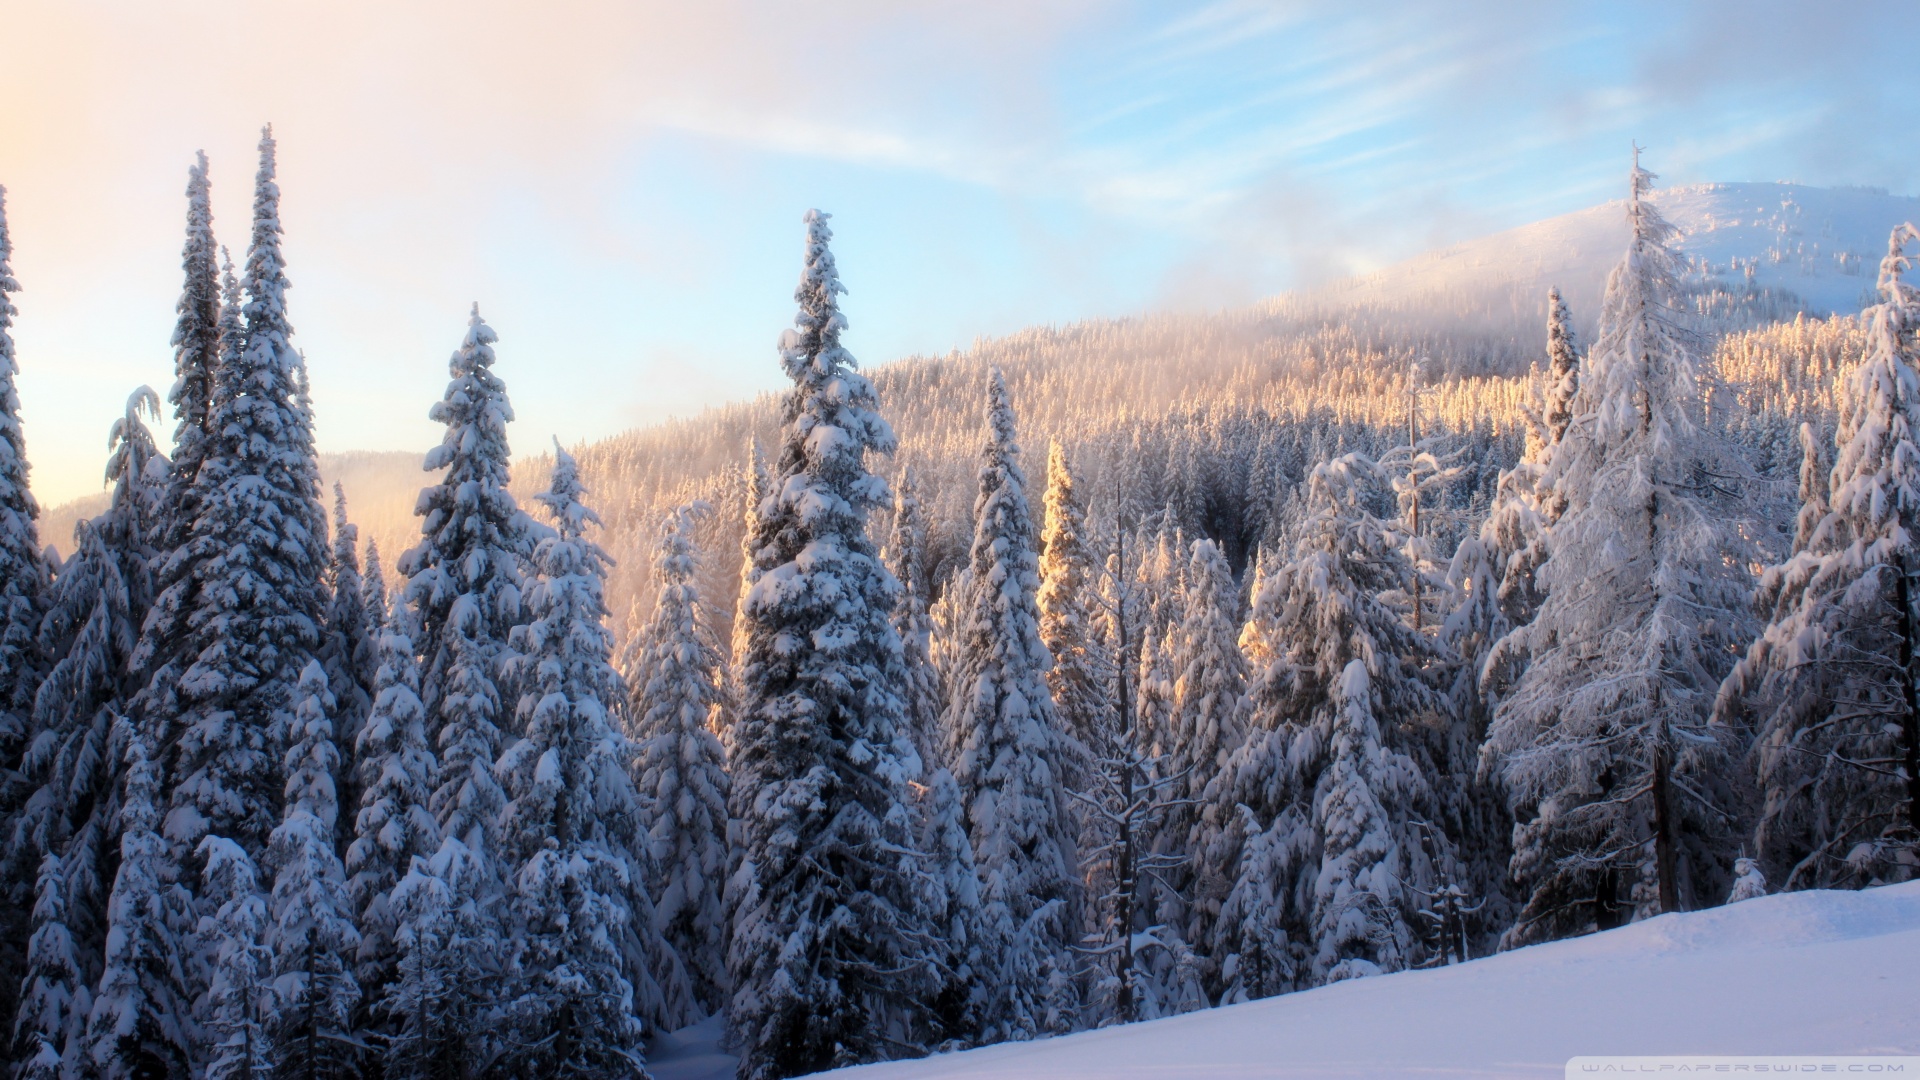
[1543,286,1581,446]
[887,463,944,765]
[81,731,195,1080]
[12,852,87,1077]
[361,540,389,635]
[0,182,49,830]
[319,485,376,820]
[1309,661,1429,983]
[914,765,984,1049]
[943,367,1080,1042]
[1213,453,1453,991]
[400,304,532,721]
[1158,538,1248,977]
[343,623,438,1021]
[629,506,731,1016]
[196,837,272,1080]
[5,390,166,1073]
[380,836,490,1080]
[159,152,223,562]
[1038,441,1105,751]
[1717,223,1920,890]
[1480,288,1583,634]
[726,210,934,1080]
[725,439,769,737]
[266,662,361,1079]
[1483,154,1755,941]
[497,445,667,1073]
[9,392,162,869]
[152,127,332,859]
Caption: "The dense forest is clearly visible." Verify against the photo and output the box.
[0,131,1911,1080]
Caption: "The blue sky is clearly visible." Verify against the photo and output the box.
[1,0,1913,505]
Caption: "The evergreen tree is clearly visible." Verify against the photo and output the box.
[12,853,86,1077]
[496,446,653,1074]
[886,464,943,764]
[197,837,272,1080]
[1037,441,1104,750]
[319,485,376,822]
[0,187,46,1033]
[160,152,223,561]
[1718,223,1920,889]
[1213,454,1452,991]
[1160,539,1248,975]
[362,540,389,633]
[381,838,487,1080]
[265,663,360,1079]
[629,507,731,1015]
[1484,153,1755,941]
[726,210,933,1080]
[942,368,1079,1042]
[82,731,195,1080]
[6,390,166,1074]
[152,128,331,859]
[400,305,531,721]
[913,767,983,1049]
[344,624,438,1019]
[0,183,48,793]
[1543,286,1581,446]
[1309,661,1426,983]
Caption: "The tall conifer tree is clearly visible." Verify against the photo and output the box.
[943,368,1079,1042]
[726,210,933,1080]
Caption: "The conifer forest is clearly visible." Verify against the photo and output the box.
[0,127,1918,1080]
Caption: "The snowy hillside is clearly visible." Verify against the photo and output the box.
[1317,182,1920,326]
[734,882,1920,1080]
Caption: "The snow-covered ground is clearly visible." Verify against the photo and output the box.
[1317,182,1920,323]
[638,881,1920,1080]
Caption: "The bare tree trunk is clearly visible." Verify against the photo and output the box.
[1896,561,1920,833]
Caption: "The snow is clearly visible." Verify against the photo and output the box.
[817,881,1920,1080]
[649,1014,738,1080]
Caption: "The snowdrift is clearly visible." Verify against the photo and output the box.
[797,881,1920,1080]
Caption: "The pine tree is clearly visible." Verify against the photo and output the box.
[496,446,653,1074]
[12,853,87,1077]
[1484,153,1754,941]
[81,731,195,1080]
[1718,223,1920,890]
[344,624,438,1017]
[886,464,943,764]
[629,507,731,1015]
[400,305,531,721]
[1160,538,1248,975]
[319,485,376,821]
[943,368,1079,1042]
[5,391,166,1075]
[265,662,360,1079]
[1309,661,1426,983]
[0,188,46,1038]
[197,837,272,1080]
[160,152,223,561]
[726,210,933,1080]
[362,540,390,633]
[153,128,331,859]
[1543,286,1581,446]
[381,838,488,1080]
[1038,441,1105,750]
[914,766,983,1049]
[1213,454,1453,988]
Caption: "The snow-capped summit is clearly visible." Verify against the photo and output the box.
[1316,181,1920,325]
